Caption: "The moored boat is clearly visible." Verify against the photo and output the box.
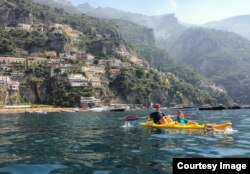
[89,106,109,112]
[60,110,76,113]
[198,106,226,110]
[110,108,126,112]
[35,111,47,114]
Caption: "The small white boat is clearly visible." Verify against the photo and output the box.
[35,111,47,114]
[25,110,34,113]
[89,106,109,112]
[73,108,79,112]
[61,110,76,113]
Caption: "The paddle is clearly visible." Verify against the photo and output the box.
[126,115,180,121]
[126,114,192,122]
[126,115,141,121]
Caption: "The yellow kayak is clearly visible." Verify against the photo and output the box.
[140,121,232,130]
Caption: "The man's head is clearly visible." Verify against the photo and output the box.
[154,104,161,111]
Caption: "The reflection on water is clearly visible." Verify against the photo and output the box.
[0,164,67,174]
[0,109,250,174]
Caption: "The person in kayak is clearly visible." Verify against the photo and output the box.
[176,111,188,124]
[176,111,197,124]
[148,104,173,124]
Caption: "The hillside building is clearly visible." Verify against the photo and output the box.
[69,74,89,87]
[0,57,26,67]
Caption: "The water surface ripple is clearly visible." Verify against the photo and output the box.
[0,109,250,173]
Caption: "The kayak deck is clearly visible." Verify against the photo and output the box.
[140,121,232,130]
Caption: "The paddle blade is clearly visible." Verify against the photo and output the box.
[126,116,140,121]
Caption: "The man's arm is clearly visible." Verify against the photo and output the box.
[147,113,153,121]
[147,116,152,121]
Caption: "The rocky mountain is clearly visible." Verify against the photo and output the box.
[0,0,231,107]
[77,3,93,13]
[33,1,187,50]
[75,4,187,50]
[113,19,155,48]
[33,0,80,14]
[169,27,250,104]
[169,27,250,76]
[203,15,250,40]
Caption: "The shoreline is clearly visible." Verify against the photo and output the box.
[0,107,86,114]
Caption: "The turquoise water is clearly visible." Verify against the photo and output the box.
[0,109,250,174]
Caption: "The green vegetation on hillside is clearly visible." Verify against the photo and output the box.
[113,19,155,47]
[47,75,93,107]
[109,69,165,99]
[0,29,66,55]
[0,0,235,106]
[168,27,250,104]
[112,18,231,105]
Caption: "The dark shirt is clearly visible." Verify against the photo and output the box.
[150,112,165,124]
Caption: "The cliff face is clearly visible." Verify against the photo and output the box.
[0,1,33,27]
[88,40,118,56]
[0,85,20,105]
[19,83,47,104]
[29,33,66,54]
[125,89,194,107]
[0,85,7,105]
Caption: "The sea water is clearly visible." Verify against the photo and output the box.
[0,109,249,174]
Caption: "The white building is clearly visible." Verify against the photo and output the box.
[91,77,102,88]
[85,54,95,65]
[17,23,32,31]
[82,66,105,75]
[108,58,122,67]
[68,74,89,87]
[7,81,20,91]
[117,49,130,57]
[59,53,77,60]
[80,97,101,104]
[0,76,11,84]
[98,59,109,67]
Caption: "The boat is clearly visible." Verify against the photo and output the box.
[89,106,109,112]
[241,105,250,109]
[60,110,76,113]
[227,105,241,109]
[141,121,232,130]
[35,111,47,115]
[110,108,125,112]
[25,110,34,113]
[73,108,79,112]
[198,106,226,111]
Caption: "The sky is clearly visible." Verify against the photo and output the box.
[69,0,250,24]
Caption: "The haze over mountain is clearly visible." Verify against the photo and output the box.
[34,1,250,44]
[76,3,187,50]
[34,0,188,50]
[203,15,250,40]
[1,0,233,106]
[169,28,250,76]
[32,0,250,105]
[33,0,80,14]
